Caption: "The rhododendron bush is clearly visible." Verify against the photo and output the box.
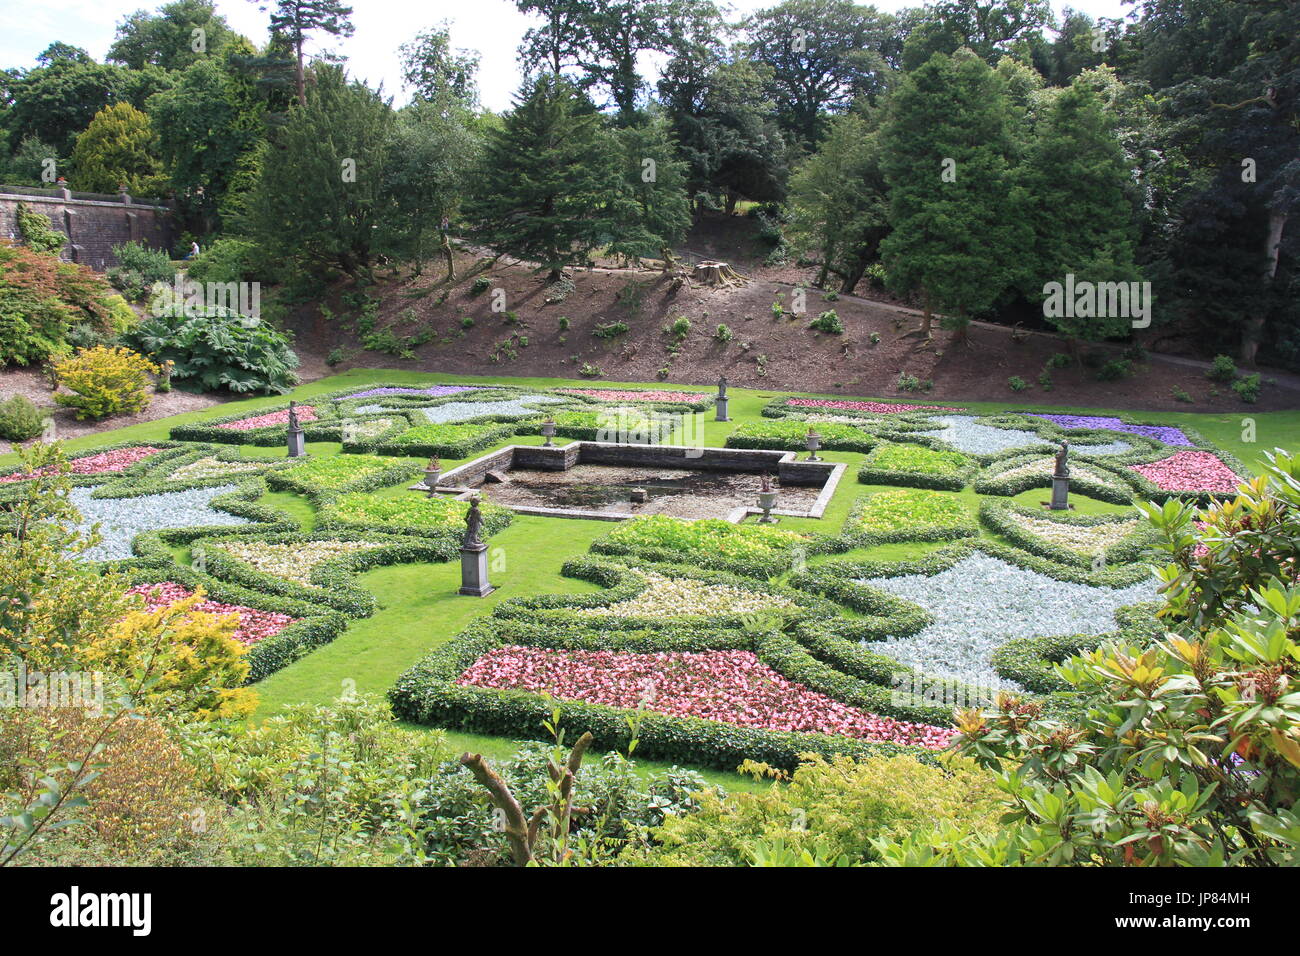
[127,582,296,645]
[458,646,953,749]
[1129,451,1241,494]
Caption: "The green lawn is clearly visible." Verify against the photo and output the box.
[10,369,1298,791]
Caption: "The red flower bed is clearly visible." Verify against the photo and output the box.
[0,446,164,483]
[1129,451,1241,494]
[559,388,708,403]
[127,582,296,645]
[458,646,953,749]
[786,398,963,414]
[219,406,319,432]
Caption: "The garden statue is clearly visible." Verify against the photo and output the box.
[1049,441,1071,510]
[459,494,493,596]
[715,375,730,422]
[286,401,305,458]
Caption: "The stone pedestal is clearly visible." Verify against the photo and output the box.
[287,427,306,458]
[459,544,494,597]
[1049,475,1070,510]
[715,397,729,422]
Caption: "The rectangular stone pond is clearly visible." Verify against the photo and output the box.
[418,442,846,522]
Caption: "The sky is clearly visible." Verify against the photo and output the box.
[0,0,1137,112]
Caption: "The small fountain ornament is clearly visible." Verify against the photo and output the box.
[756,472,779,524]
[423,457,442,496]
[805,426,822,462]
[540,414,557,447]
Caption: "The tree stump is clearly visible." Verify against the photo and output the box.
[692,261,746,288]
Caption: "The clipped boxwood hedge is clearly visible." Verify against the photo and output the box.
[857,441,977,491]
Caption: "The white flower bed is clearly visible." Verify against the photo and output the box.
[995,457,1124,489]
[69,485,250,562]
[342,416,402,440]
[415,396,565,424]
[858,553,1156,690]
[212,539,381,586]
[169,456,271,481]
[1069,439,1134,456]
[1012,513,1140,555]
[923,415,1041,454]
[573,570,795,619]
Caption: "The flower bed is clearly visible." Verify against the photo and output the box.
[127,581,296,645]
[210,538,381,586]
[922,416,1042,455]
[456,645,953,749]
[785,398,963,413]
[571,569,796,619]
[978,501,1151,568]
[726,419,877,453]
[558,388,709,405]
[342,385,481,400]
[319,491,511,539]
[849,489,977,544]
[413,396,564,424]
[1024,414,1192,446]
[592,515,808,577]
[373,421,516,458]
[219,406,319,432]
[859,552,1156,689]
[0,446,164,483]
[270,453,420,495]
[973,454,1137,503]
[69,483,253,562]
[858,441,976,491]
[1129,450,1241,495]
[168,456,273,482]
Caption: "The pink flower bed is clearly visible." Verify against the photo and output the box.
[1129,451,1241,494]
[127,582,296,645]
[786,398,963,414]
[458,646,953,749]
[559,388,708,403]
[0,446,164,483]
[219,406,319,432]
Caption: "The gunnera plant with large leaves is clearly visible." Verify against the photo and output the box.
[126,306,300,394]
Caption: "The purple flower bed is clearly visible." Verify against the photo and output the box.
[1025,414,1192,446]
[342,385,482,400]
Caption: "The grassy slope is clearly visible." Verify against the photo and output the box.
[11,370,1298,790]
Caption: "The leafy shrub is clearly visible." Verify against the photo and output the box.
[107,241,175,300]
[125,306,299,394]
[1037,370,1053,391]
[895,371,932,392]
[714,323,734,342]
[0,395,46,441]
[53,345,158,419]
[865,262,887,289]
[665,316,691,340]
[1206,353,1237,383]
[185,238,258,285]
[0,245,126,366]
[14,202,66,255]
[461,316,474,329]
[629,754,999,866]
[808,310,844,334]
[593,321,629,339]
[580,362,602,377]
[1094,358,1132,381]
[1232,373,1261,403]
[1007,376,1029,392]
[1046,352,1072,368]
[1172,385,1193,403]
[470,276,492,295]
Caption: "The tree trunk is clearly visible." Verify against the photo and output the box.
[725,191,738,215]
[840,261,868,295]
[1239,206,1287,366]
[920,288,933,338]
[295,41,306,108]
[441,234,455,281]
[692,261,745,287]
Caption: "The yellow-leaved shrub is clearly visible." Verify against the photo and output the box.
[53,345,157,419]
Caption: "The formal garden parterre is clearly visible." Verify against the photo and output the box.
[7,372,1297,869]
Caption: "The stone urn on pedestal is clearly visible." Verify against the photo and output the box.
[805,427,822,462]
[423,457,442,496]
[756,473,779,524]
[540,415,557,447]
